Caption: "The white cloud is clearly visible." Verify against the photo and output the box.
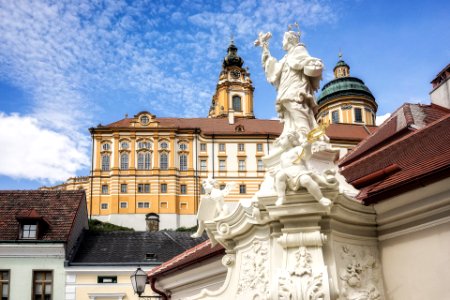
[376,113,391,126]
[0,0,338,183]
[0,113,89,183]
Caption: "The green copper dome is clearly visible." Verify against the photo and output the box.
[317,76,375,105]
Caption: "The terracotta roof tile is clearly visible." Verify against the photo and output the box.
[0,190,86,241]
[340,103,450,166]
[340,112,450,204]
[147,239,225,278]
[99,117,374,143]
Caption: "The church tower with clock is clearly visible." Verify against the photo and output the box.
[208,40,255,119]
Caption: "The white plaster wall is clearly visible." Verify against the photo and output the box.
[430,78,450,109]
[380,222,450,300]
[1,256,66,300]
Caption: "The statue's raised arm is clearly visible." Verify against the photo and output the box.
[255,27,324,139]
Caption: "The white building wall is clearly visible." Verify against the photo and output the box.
[0,244,66,300]
[380,222,450,300]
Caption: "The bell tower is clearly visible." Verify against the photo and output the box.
[208,39,255,119]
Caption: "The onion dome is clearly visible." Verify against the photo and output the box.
[223,39,244,68]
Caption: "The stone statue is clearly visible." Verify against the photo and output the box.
[191,175,235,238]
[255,28,324,138]
[274,130,337,206]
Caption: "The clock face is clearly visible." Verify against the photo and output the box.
[231,70,241,79]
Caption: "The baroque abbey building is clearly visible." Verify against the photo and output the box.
[48,43,377,230]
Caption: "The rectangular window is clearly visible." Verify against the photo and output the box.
[355,108,363,122]
[101,185,108,194]
[239,184,246,194]
[20,223,37,239]
[0,270,9,300]
[257,159,264,171]
[238,160,246,171]
[97,276,117,284]
[120,184,127,193]
[200,143,207,152]
[179,154,188,171]
[238,143,245,152]
[219,143,225,152]
[101,203,108,209]
[180,202,188,210]
[160,201,168,208]
[138,184,150,193]
[180,184,187,194]
[257,143,263,152]
[331,110,339,124]
[33,271,52,300]
[219,159,226,171]
[120,202,128,209]
[161,183,167,193]
[137,202,150,208]
[200,160,207,171]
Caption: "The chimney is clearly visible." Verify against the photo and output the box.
[228,109,235,125]
[430,64,450,109]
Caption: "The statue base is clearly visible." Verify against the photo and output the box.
[188,191,385,300]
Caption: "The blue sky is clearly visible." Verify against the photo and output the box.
[0,0,449,189]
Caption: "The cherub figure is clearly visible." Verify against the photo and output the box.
[274,131,337,206]
[191,175,235,238]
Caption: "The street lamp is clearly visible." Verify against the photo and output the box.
[130,267,164,299]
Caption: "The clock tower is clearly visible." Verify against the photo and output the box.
[208,39,255,119]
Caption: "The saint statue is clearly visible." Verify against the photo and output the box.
[255,27,324,138]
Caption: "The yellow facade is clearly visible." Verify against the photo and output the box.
[49,47,373,230]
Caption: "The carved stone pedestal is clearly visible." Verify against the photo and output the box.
[188,191,385,300]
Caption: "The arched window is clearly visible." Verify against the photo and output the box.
[232,95,242,112]
[137,152,151,170]
[160,153,168,170]
[101,155,110,171]
[179,154,188,171]
[120,153,129,170]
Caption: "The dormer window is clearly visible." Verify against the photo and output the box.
[16,209,49,240]
[21,223,37,239]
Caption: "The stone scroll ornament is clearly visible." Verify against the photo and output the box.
[191,175,235,239]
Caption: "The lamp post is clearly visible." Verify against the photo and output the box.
[130,267,163,299]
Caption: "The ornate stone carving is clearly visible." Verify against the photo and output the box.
[289,247,325,300]
[338,246,381,300]
[191,175,235,238]
[237,240,270,299]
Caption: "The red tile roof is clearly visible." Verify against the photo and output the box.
[98,117,374,144]
[0,190,86,241]
[340,103,450,167]
[147,239,225,278]
[340,105,450,205]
